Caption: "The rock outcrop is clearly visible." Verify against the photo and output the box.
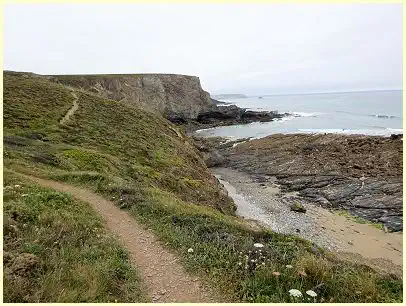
[196,105,285,126]
[196,134,403,232]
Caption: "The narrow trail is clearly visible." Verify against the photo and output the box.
[60,91,79,124]
[15,173,219,303]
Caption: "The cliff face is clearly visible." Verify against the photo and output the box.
[5,71,284,130]
[48,74,216,120]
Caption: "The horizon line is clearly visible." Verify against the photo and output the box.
[222,88,402,97]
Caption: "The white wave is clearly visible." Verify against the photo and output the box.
[195,127,216,133]
[297,128,403,137]
[370,114,401,119]
[298,128,347,134]
[278,116,295,122]
[232,140,249,148]
[386,128,403,133]
[292,112,323,117]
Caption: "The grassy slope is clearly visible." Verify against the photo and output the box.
[4,72,235,214]
[3,171,145,302]
[3,71,402,302]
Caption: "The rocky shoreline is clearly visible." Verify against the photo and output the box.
[193,133,403,232]
[173,104,288,133]
[212,166,402,276]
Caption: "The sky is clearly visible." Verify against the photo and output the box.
[4,3,403,95]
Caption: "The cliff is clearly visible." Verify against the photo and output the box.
[47,73,216,120]
[5,71,285,131]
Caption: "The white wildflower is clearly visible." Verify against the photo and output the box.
[21,194,28,197]
[306,290,317,297]
[254,243,264,248]
[289,289,302,298]
[14,184,21,188]
[187,248,194,253]
[286,264,293,269]
[238,262,242,266]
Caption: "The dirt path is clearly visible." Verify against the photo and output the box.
[60,91,79,124]
[213,167,403,277]
[15,173,219,303]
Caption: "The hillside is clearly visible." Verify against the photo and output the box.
[44,72,215,121]
[4,71,235,214]
[3,71,402,303]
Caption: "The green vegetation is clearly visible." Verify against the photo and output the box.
[335,209,385,231]
[3,71,402,302]
[52,176,401,302]
[4,72,234,214]
[3,172,145,302]
[290,202,307,213]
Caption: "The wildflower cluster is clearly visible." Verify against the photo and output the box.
[289,288,318,301]
[237,243,270,274]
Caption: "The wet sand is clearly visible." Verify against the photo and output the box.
[213,167,402,276]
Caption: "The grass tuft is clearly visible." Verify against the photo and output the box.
[3,172,145,303]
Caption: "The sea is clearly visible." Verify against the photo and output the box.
[196,90,403,139]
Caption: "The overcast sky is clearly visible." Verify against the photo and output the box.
[4,3,402,94]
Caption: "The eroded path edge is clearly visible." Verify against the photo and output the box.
[13,172,219,303]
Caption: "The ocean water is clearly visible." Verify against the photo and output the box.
[197,90,403,139]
